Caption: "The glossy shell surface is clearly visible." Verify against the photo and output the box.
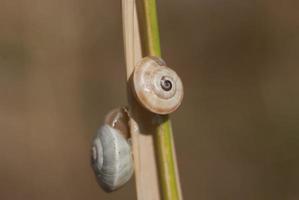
[91,125,133,192]
[133,56,184,114]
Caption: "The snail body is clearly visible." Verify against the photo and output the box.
[91,107,133,192]
[132,56,183,115]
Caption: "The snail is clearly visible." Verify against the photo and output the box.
[91,107,134,192]
[132,56,184,115]
[90,57,183,191]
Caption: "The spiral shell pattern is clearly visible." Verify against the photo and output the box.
[132,56,184,114]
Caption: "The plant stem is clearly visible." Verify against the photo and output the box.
[136,0,183,199]
[122,0,183,199]
[122,0,161,199]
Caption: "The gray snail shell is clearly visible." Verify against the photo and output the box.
[132,56,184,115]
[91,107,133,192]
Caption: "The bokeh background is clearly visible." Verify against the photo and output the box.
[1,0,299,199]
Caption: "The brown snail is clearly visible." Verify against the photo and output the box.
[132,56,184,115]
[91,107,134,192]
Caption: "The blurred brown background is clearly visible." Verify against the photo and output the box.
[1,0,299,199]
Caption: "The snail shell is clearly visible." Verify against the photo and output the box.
[132,56,184,115]
[91,107,133,192]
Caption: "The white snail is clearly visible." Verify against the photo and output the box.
[132,56,184,115]
[91,107,134,192]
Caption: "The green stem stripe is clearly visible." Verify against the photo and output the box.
[136,0,182,199]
